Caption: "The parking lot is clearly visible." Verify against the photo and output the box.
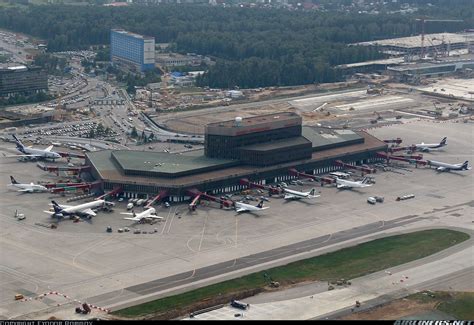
[0,119,472,319]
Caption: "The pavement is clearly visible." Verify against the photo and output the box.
[0,119,472,320]
[188,236,473,320]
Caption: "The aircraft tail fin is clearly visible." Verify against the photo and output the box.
[12,134,25,152]
[309,188,316,196]
[10,176,18,184]
[51,200,62,213]
[257,200,264,208]
[462,161,469,170]
[440,137,447,146]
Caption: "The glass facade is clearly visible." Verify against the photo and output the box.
[0,66,48,97]
[110,29,155,72]
[205,125,302,159]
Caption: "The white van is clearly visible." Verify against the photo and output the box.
[127,203,134,210]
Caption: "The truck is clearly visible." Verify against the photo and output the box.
[136,199,144,206]
[374,196,384,203]
[82,303,91,314]
[230,300,248,310]
[396,194,415,201]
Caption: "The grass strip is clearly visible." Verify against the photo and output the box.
[113,229,469,317]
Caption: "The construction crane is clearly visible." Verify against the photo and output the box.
[415,18,464,59]
[155,64,169,107]
[54,92,66,122]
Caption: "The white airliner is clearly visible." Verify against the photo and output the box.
[414,137,447,152]
[335,177,373,189]
[283,188,320,200]
[121,207,163,223]
[2,135,61,161]
[329,171,351,179]
[44,199,110,219]
[8,176,48,193]
[427,160,471,172]
[234,200,269,213]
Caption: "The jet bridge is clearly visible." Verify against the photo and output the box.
[376,152,428,166]
[186,188,233,210]
[239,178,282,195]
[334,160,376,174]
[288,168,335,185]
[37,162,91,175]
[388,145,416,153]
[383,138,403,145]
[96,187,123,200]
[48,181,102,193]
[145,190,169,208]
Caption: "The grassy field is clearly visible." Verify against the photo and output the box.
[438,292,474,320]
[409,291,474,320]
[113,229,469,318]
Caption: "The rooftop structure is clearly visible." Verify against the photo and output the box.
[387,55,474,82]
[86,112,387,201]
[86,129,386,199]
[156,53,210,67]
[110,150,238,178]
[356,33,469,49]
[355,32,474,56]
[206,112,301,136]
[205,112,303,160]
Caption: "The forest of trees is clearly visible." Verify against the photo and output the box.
[0,2,471,88]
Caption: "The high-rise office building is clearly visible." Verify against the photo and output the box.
[110,29,155,72]
[0,65,48,97]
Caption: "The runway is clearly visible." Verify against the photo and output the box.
[87,213,430,309]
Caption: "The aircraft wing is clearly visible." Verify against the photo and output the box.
[436,167,447,172]
[18,188,33,192]
[45,145,53,152]
[236,207,247,213]
[259,207,270,210]
[284,194,297,200]
[147,215,163,219]
[124,217,139,221]
[48,203,73,209]
[2,154,42,158]
[337,184,349,189]
[43,210,55,215]
[79,208,96,218]
[120,212,134,216]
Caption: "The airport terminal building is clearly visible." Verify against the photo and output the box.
[86,112,387,201]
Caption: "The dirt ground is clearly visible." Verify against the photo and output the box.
[340,299,438,320]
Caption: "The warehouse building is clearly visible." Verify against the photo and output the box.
[354,32,474,57]
[86,112,387,200]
